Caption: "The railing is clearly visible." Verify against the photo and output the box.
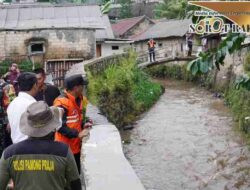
[136,44,202,63]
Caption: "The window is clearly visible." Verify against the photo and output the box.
[29,42,45,54]
[112,46,119,50]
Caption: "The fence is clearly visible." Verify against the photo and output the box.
[45,58,84,87]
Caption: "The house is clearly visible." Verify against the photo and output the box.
[200,33,221,52]
[0,3,106,64]
[111,15,155,39]
[96,15,133,57]
[0,3,133,86]
[131,19,199,62]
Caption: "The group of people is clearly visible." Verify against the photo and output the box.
[0,63,92,190]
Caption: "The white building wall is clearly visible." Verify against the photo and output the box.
[101,43,131,57]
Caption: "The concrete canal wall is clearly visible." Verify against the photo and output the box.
[80,104,145,190]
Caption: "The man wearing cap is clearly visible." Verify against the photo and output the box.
[54,74,92,174]
[0,101,82,190]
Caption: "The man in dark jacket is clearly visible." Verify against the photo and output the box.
[0,101,82,190]
[34,68,61,106]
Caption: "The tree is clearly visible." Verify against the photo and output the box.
[154,0,198,19]
[119,0,132,19]
[101,0,111,14]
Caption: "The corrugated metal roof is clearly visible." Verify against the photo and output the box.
[96,15,115,40]
[0,4,105,30]
[132,19,191,41]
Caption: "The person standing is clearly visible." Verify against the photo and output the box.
[0,79,16,156]
[54,75,92,174]
[147,38,156,62]
[33,68,61,106]
[186,33,193,56]
[3,63,20,94]
[0,101,82,190]
[7,72,38,144]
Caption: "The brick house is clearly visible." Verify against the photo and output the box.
[0,3,105,64]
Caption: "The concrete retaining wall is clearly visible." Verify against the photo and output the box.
[81,104,145,190]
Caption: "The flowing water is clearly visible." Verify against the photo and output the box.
[121,80,250,190]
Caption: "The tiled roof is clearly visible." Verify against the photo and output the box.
[111,15,152,37]
[0,3,105,30]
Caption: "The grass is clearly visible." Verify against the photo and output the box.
[87,52,163,128]
[225,87,250,134]
[145,63,215,89]
[244,52,250,74]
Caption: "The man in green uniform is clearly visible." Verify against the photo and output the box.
[0,101,82,190]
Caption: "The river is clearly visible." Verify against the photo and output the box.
[121,80,250,190]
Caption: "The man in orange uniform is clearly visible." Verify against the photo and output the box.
[54,75,92,174]
[147,38,156,62]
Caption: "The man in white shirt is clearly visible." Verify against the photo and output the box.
[7,72,39,143]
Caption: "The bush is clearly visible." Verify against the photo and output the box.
[87,52,163,128]
[244,53,250,74]
[145,63,215,89]
[225,87,250,134]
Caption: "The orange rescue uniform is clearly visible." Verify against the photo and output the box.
[54,91,87,154]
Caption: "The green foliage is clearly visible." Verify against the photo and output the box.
[244,52,250,74]
[101,0,111,14]
[133,68,162,110]
[146,63,198,81]
[154,0,198,19]
[146,63,215,89]
[235,75,250,90]
[225,87,250,134]
[87,52,163,127]
[119,0,132,19]
[187,32,246,76]
[0,60,40,77]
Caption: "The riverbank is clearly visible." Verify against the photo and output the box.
[122,79,250,190]
[87,53,164,128]
[146,63,250,142]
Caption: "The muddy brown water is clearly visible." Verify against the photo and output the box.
[121,80,250,190]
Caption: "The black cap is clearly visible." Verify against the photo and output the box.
[64,74,88,90]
